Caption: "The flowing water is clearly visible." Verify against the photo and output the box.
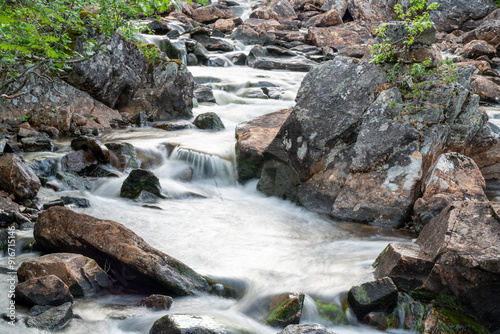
[2,3,500,333]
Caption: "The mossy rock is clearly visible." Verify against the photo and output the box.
[266,292,305,328]
[315,300,348,325]
[420,307,489,334]
[120,169,164,200]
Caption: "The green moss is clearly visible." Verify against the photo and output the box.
[423,308,490,334]
[316,300,349,325]
[150,315,181,334]
[266,294,304,327]
[352,285,370,304]
[372,245,389,268]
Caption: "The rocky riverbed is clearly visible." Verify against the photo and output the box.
[1,0,500,333]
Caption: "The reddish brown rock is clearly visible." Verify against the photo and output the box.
[17,253,110,297]
[16,275,74,307]
[413,153,488,231]
[303,10,343,27]
[306,26,361,49]
[459,40,496,58]
[34,207,210,295]
[61,150,99,174]
[70,136,110,164]
[236,109,291,182]
[0,154,40,201]
[471,76,500,102]
[250,0,297,22]
[266,292,305,328]
[192,4,236,24]
[475,19,500,45]
[214,18,235,33]
[138,294,173,310]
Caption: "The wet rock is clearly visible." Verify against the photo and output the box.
[235,109,291,182]
[194,84,216,103]
[16,275,74,307]
[120,169,164,200]
[413,153,488,231]
[65,32,145,109]
[61,150,99,174]
[18,253,110,297]
[150,314,250,334]
[250,0,297,22]
[230,25,260,45]
[214,18,235,33]
[87,165,121,178]
[120,60,194,122]
[347,277,398,321]
[186,53,198,66]
[362,312,398,331]
[106,142,141,172]
[0,191,20,225]
[431,0,496,32]
[421,307,489,334]
[278,324,337,334]
[28,156,59,179]
[154,120,195,131]
[471,76,500,103]
[403,300,427,331]
[138,294,173,311]
[316,300,348,325]
[60,196,90,208]
[266,292,305,327]
[20,136,54,152]
[0,154,40,201]
[174,167,193,182]
[25,302,73,331]
[247,46,316,72]
[34,207,210,295]
[71,136,110,164]
[192,4,236,24]
[42,199,65,210]
[193,112,225,131]
[56,171,92,191]
[193,35,235,52]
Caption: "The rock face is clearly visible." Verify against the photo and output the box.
[16,275,73,307]
[65,32,146,109]
[413,153,488,231]
[253,56,492,227]
[0,154,40,201]
[431,0,496,32]
[120,61,194,122]
[374,201,500,330]
[235,109,291,182]
[17,253,111,297]
[34,207,210,295]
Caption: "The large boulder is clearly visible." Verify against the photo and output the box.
[16,275,73,307]
[119,60,194,122]
[374,201,500,330]
[25,302,73,331]
[17,253,111,297]
[34,206,210,295]
[430,0,497,32]
[253,56,492,227]
[65,32,146,109]
[412,153,488,231]
[250,0,297,21]
[0,154,40,201]
[120,169,164,200]
[347,277,398,321]
[192,4,237,24]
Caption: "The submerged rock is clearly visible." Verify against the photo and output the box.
[278,324,337,334]
[193,112,225,131]
[25,302,73,331]
[0,154,40,201]
[138,294,173,311]
[150,314,251,334]
[34,207,210,295]
[106,142,141,172]
[266,292,305,328]
[17,253,110,297]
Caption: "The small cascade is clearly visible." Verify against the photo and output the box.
[140,34,187,64]
[170,146,236,184]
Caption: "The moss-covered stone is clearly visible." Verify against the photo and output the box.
[316,300,349,325]
[120,169,164,200]
[420,307,489,334]
[266,292,305,328]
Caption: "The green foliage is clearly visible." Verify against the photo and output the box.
[138,43,162,64]
[0,0,171,98]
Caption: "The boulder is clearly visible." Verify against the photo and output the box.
[303,10,343,28]
[17,253,110,297]
[138,294,173,311]
[4,71,121,133]
[247,46,317,71]
[16,275,73,307]
[20,136,54,152]
[61,150,99,174]
[413,153,488,231]
[120,60,194,122]
[150,314,251,334]
[230,25,261,45]
[60,196,90,208]
[0,154,40,201]
[194,84,216,104]
[34,206,210,295]
[471,76,500,103]
[266,292,305,327]
[154,120,195,131]
[70,136,110,164]
[193,35,235,52]
[56,171,93,191]
[250,0,297,21]
[120,169,164,200]
[253,56,492,227]
[193,112,225,131]
[192,4,236,24]
[345,0,396,33]
[420,307,489,334]
[306,26,362,50]
[235,109,291,182]
[25,302,73,331]
[65,32,145,109]
[375,201,500,330]
[347,277,398,321]
[106,142,141,172]
[459,40,496,58]
[430,0,496,32]
[278,324,337,334]
[474,19,500,45]
[214,19,235,33]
